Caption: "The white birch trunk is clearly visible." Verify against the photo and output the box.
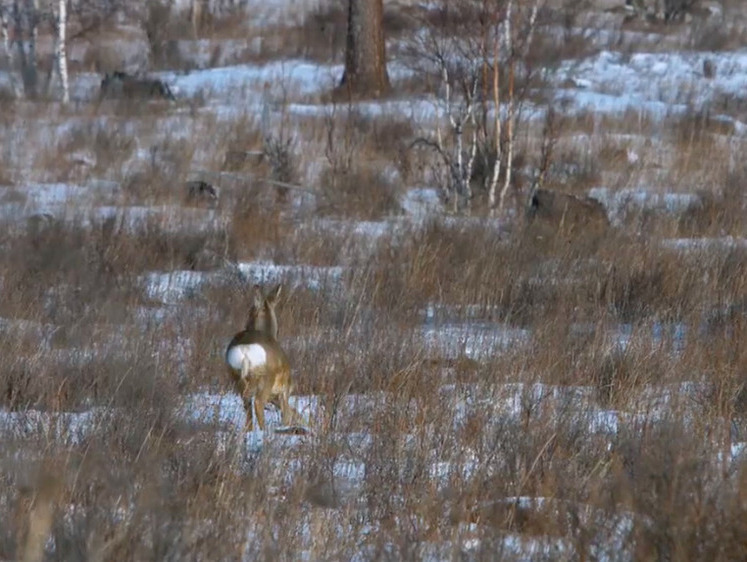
[56,0,69,103]
[496,0,514,215]
[464,116,476,214]
[498,64,514,214]
[496,0,539,216]
[487,22,502,216]
[441,63,458,212]
[462,79,479,214]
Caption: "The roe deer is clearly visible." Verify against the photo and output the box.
[225,284,300,431]
[99,71,176,101]
[526,188,610,235]
[185,180,219,207]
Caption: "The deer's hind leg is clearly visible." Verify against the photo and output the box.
[267,394,291,416]
[230,367,257,432]
[254,379,275,431]
[276,384,302,427]
[277,392,293,426]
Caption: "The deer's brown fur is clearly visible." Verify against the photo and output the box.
[225,284,299,431]
[526,188,610,236]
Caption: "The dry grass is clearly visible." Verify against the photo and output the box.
[1,4,747,560]
[1,212,746,556]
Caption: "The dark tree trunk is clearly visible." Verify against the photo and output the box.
[339,0,390,99]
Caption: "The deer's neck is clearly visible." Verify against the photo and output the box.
[265,304,278,340]
[246,306,278,340]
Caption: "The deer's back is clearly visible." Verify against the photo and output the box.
[527,189,609,231]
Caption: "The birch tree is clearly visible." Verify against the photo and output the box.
[0,2,21,96]
[1,0,57,99]
[493,0,539,217]
[3,0,121,101]
[6,0,42,98]
[404,2,484,213]
[55,0,68,103]
[405,0,544,215]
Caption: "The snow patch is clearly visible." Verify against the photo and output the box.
[589,187,702,225]
[661,237,747,252]
[422,322,531,360]
[400,187,444,217]
[554,49,747,115]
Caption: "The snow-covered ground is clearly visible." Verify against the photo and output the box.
[589,187,703,226]
[141,261,346,304]
[2,2,746,559]
[549,49,747,136]
[2,376,741,560]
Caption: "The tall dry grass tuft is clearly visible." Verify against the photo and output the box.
[18,469,61,562]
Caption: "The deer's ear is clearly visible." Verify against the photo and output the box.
[266,284,283,304]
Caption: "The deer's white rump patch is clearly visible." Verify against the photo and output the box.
[226,344,267,371]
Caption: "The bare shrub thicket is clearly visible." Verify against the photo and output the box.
[143,2,191,70]
[316,105,404,219]
[51,121,137,179]
[660,110,747,237]
[277,3,347,63]
[402,0,597,215]
[627,0,702,23]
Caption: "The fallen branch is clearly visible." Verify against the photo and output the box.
[189,169,322,198]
